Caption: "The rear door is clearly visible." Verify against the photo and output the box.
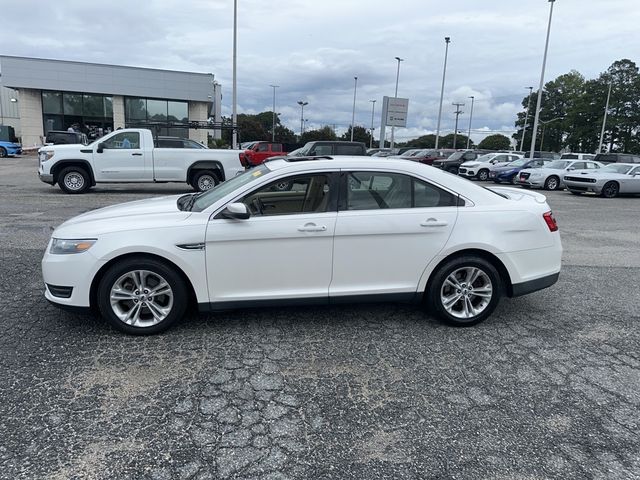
[330,170,458,299]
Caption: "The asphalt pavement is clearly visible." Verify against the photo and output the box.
[1,155,639,479]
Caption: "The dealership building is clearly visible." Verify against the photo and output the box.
[0,55,222,147]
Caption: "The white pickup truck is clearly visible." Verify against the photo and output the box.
[37,128,245,194]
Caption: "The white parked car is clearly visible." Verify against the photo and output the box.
[564,163,640,197]
[517,159,603,190]
[42,157,562,334]
[458,153,523,181]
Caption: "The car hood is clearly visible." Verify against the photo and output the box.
[39,143,90,153]
[53,195,192,238]
[492,165,521,173]
[461,161,481,167]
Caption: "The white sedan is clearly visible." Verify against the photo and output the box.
[42,157,562,334]
[564,163,640,197]
[517,159,604,190]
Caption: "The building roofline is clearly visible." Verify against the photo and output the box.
[0,55,214,78]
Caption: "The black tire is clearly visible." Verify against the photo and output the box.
[192,170,219,192]
[97,257,188,335]
[477,169,489,181]
[601,181,619,198]
[426,255,503,327]
[544,175,560,191]
[58,166,90,194]
[0,147,7,158]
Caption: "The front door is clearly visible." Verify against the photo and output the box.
[93,131,151,181]
[330,170,458,298]
[205,172,338,305]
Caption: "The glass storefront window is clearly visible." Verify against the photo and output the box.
[147,99,168,122]
[42,92,63,114]
[83,94,104,117]
[168,101,188,123]
[125,98,147,120]
[63,93,83,115]
[104,97,113,116]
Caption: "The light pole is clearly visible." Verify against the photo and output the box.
[452,102,465,149]
[435,37,451,150]
[231,0,238,149]
[598,79,613,153]
[369,99,376,149]
[270,84,279,142]
[538,116,564,150]
[390,56,404,149]
[297,101,308,136]
[350,76,358,142]
[529,0,557,159]
[519,86,534,151]
[466,96,475,149]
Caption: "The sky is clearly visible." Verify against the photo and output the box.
[1,0,639,144]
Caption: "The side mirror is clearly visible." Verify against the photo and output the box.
[96,142,105,153]
[222,202,250,220]
[567,167,575,171]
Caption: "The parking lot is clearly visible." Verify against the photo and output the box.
[1,155,639,479]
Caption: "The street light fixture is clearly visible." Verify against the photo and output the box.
[520,87,534,151]
[270,84,279,142]
[466,96,475,149]
[350,76,358,142]
[297,100,308,136]
[529,0,557,160]
[369,99,376,149]
[390,56,404,149]
[598,80,613,153]
[435,37,451,150]
[538,115,564,150]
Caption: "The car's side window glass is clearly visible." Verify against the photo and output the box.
[311,145,332,156]
[572,162,586,170]
[242,174,331,216]
[257,144,268,152]
[345,172,457,210]
[630,167,640,175]
[102,132,140,149]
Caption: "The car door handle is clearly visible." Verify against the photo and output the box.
[298,223,327,232]
[420,218,448,227]
[131,153,143,156]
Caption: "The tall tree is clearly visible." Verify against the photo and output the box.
[340,126,371,144]
[478,134,511,150]
[300,126,337,143]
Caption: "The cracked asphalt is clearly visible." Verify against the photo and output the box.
[1,155,639,479]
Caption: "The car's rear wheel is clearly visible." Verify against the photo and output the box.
[477,169,489,181]
[192,170,219,192]
[427,255,502,327]
[58,166,90,194]
[97,257,188,335]
[0,147,7,158]
[544,175,560,191]
[601,181,619,198]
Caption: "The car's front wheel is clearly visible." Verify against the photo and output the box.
[97,257,188,335]
[58,166,90,194]
[427,256,502,327]
[544,175,560,191]
[477,169,489,181]
[601,181,619,198]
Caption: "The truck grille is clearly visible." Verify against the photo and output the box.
[565,176,596,183]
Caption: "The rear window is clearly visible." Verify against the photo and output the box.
[561,154,578,159]
[335,144,364,155]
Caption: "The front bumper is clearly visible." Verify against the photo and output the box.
[458,168,478,178]
[564,183,602,194]
[5,147,22,155]
[516,177,544,187]
[39,172,55,185]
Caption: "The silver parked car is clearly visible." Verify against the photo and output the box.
[563,163,640,198]
[517,159,603,190]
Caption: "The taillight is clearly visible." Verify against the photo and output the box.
[543,211,558,232]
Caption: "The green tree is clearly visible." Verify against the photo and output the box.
[478,134,511,150]
[437,133,472,149]
[340,126,371,144]
[405,134,437,148]
[299,126,338,143]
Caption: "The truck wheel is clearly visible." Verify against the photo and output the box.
[58,166,90,194]
[192,170,219,192]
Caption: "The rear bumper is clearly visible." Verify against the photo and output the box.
[511,272,559,297]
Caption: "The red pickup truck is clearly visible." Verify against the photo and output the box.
[240,142,287,167]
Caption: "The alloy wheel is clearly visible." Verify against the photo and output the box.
[63,172,85,191]
[109,270,174,327]
[440,267,493,319]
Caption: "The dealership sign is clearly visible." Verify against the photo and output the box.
[382,96,409,127]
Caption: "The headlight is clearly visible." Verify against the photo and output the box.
[40,151,54,161]
[50,238,97,254]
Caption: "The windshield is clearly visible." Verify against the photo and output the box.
[191,165,270,212]
[546,160,570,169]
[601,164,633,174]
[447,151,465,160]
[290,143,314,156]
[506,159,526,167]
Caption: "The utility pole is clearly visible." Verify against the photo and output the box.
[390,57,404,150]
[519,86,534,151]
[231,0,238,149]
[369,99,376,149]
[297,101,308,137]
[270,84,279,142]
[452,102,465,149]
[598,80,613,153]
